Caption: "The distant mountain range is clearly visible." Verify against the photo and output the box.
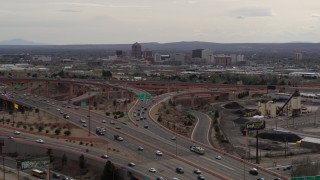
[0,38,44,45]
[0,39,320,54]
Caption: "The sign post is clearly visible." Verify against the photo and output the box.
[245,120,265,164]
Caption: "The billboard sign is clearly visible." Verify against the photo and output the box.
[246,120,266,130]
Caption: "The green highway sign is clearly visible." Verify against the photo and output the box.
[145,94,151,99]
[81,102,87,106]
[291,178,305,180]
[137,93,152,100]
[14,84,21,89]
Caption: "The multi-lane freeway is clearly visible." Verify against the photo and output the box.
[0,81,287,180]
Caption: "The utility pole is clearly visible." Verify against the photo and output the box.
[88,102,91,136]
[2,155,5,180]
[256,129,259,164]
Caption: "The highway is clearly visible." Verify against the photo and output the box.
[1,85,287,179]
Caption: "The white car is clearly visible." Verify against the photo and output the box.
[216,156,222,160]
[149,168,156,173]
[101,155,108,159]
[56,108,60,111]
[14,131,20,135]
[128,162,135,167]
[155,150,163,156]
[36,139,44,144]
[102,120,106,123]
[117,136,123,141]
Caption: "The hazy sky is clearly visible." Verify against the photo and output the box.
[1,0,320,44]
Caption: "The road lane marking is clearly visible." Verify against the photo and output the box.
[200,156,235,171]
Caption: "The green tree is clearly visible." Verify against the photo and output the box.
[47,149,54,163]
[55,128,61,135]
[101,161,118,180]
[79,154,86,169]
[102,70,112,78]
[62,153,67,167]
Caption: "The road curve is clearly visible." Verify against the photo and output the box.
[191,110,212,146]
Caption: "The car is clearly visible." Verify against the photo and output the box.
[116,136,123,141]
[101,155,108,159]
[149,168,156,173]
[216,155,222,160]
[115,126,121,129]
[193,169,201,174]
[156,177,164,180]
[36,139,44,144]
[155,150,163,156]
[138,146,144,151]
[62,176,70,180]
[67,106,71,108]
[190,145,196,152]
[64,115,70,119]
[60,111,64,114]
[75,107,79,110]
[172,178,179,180]
[102,120,106,123]
[82,123,87,127]
[249,168,258,175]
[175,167,184,174]
[128,162,135,167]
[198,175,205,180]
[110,121,115,125]
[257,178,265,180]
[56,108,60,111]
[144,124,148,129]
[171,136,176,140]
[52,172,61,178]
[14,131,20,135]
[80,119,86,123]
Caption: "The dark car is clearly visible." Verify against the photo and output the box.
[52,172,61,178]
[176,167,184,174]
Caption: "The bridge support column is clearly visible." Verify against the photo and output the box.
[69,84,74,97]
[121,90,124,98]
[191,94,195,107]
[45,81,49,97]
[28,82,32,94]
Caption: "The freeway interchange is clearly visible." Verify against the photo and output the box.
[0,81,286,180]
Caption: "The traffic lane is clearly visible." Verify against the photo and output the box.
[186,153,279,180]
[192,111,212,146]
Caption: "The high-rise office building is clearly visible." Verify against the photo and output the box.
[192,49,203,58]
[295,53,303,60]
[132,42,142,59]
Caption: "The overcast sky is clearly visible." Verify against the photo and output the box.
[1,0,319,44]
